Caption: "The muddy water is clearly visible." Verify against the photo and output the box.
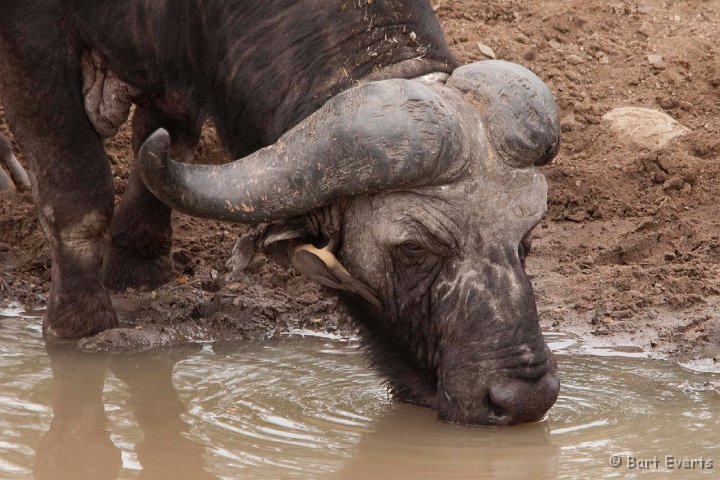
[1,309,718,479]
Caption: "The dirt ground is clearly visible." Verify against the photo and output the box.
[1,0,719,360]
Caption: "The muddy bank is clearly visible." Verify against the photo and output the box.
[1,0,719,360]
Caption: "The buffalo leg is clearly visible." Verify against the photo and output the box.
[103,107,200,292]
[0,20,117,337]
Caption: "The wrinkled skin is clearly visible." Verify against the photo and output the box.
[336,132,556,425]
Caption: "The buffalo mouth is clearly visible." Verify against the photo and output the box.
[437,348,560,426]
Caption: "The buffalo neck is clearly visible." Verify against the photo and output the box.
[202,0,457,156]
[68,0,456,157]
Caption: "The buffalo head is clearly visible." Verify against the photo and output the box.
[137,60,561,426]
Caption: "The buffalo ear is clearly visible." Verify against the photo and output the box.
[288,242,381,309]
[225,220,313,280]
[225,226,266,277]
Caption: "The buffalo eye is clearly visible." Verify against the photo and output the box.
[399,242,425,255]
[394,241,435,267]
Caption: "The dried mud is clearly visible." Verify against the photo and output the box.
[1,0,719,361]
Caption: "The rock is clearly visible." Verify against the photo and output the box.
[648,54,667,70]
[543,67,563,79]
[663,176,685,192]
[658,154,683,174]
[514,33,530,44]
[637,23,654,38]
[566,54,583,65]
[652,172,667,184]
[565,70,581,82]
[560,113,582,132]
[477,42,496,59]
[523,45,538,61]
[602,107,691,150]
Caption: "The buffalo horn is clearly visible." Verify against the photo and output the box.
[447,60,561,168]
[138,80,461,223]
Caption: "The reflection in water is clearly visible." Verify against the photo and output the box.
[334,405,559,480]
[35,348,120,480]
[0,316,718,480]
[35,344,215,480]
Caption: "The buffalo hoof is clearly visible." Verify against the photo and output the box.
[102,248,175,292]
[43,290,118,339]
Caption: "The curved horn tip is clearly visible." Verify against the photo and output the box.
[141,128,171,156]
[138,128,171,180]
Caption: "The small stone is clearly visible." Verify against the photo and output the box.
[662,176,685,191]
[150,291,158,300]
[548,40,563,51]
[637,23,654,37]
[560,113,582,132]
[514,32,530,44]
[232,296,242,306]
[657,96,679,110]
[523,45,538,61]
[637,4,651,14]
[566,54,583,65]
[652,172,667,184]
[565,70,581,82]
[658,154,682,174]
[477,42,496,59]
[599,55,610,64]
[176,275,188,285]
[543,67,563,79]
[648,54,667,70]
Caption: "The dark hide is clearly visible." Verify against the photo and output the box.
[0,0,456,337]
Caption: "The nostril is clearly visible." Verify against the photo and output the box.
[488,372,560,425]
[515,360,550,382]
[486,395,508,421]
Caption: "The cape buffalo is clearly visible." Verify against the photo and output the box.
[0,0,561,425]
